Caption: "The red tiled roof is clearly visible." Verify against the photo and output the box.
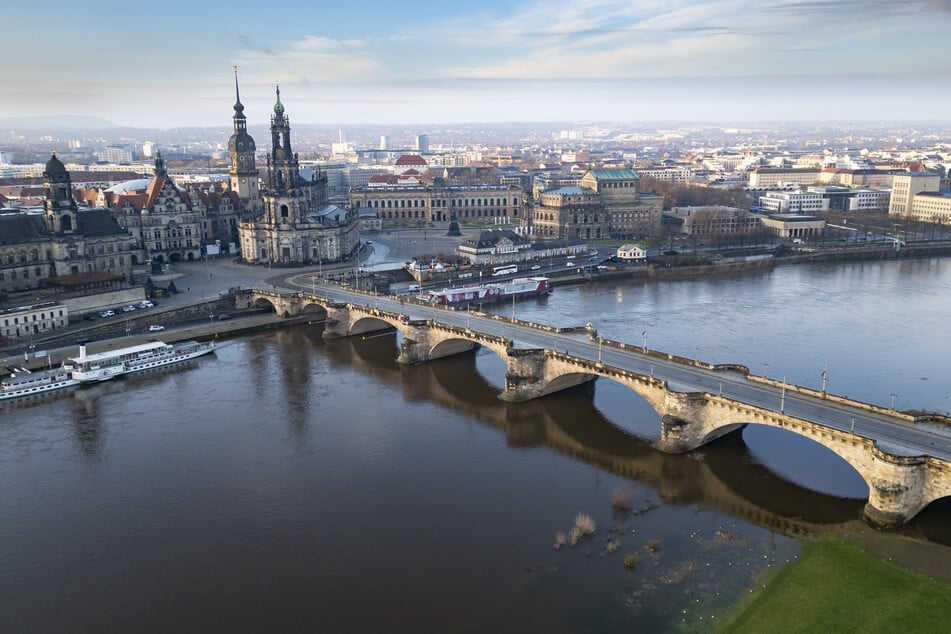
[395,154,427,166]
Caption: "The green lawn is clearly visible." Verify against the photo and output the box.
[714,537,951,633]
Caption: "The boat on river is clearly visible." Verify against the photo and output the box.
[419,277,550,306]
[0,367,79,401]
[63,340,216,384]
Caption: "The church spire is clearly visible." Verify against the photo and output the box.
[273,81,284,116]
[233,65,245,120]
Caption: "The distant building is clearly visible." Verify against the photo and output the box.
[350,182,522,227]
[663,206,760,236]
[530,169,662,240]
[806,186,890,212]
[415,134,429,154]
[748,167,821,189]
[757,190,826,214]
[888,173,942,216]
[457,228,587,266]
[616,243,647,262]
[759,214,825,239]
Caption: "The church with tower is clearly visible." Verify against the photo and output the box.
[235,78,360,266]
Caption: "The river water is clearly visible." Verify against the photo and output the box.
[1,258,949,631]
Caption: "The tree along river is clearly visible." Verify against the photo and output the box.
[1,258,949,631]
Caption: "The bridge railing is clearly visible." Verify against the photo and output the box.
[292,285,951,430]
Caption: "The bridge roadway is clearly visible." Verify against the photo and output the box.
[301,282,951,463]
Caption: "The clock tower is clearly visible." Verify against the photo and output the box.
[228,67,260,212]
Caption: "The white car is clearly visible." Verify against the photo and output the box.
[139,300,154,308]
[147,325,165,332]
[99,310,115,318]
[530,264,541,270]
[122,305,136,312]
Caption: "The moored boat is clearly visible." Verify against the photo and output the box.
[63,340,216,384]
[1,367,79,401]
[420,277,550,306]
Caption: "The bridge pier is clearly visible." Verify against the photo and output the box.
[502,348,547,402]
[655,395,746,453]
[397,337,425,364]
[863,445,928,529]
[320,305,352,339]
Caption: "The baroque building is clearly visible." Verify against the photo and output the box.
[349,181,523,227]
[0,151,134,294]
[238,84,360,265]
[529,169,662,240]
[95,152,204,265]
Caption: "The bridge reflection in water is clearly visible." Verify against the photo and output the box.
[239,288,951,529]
[276,323,868,540]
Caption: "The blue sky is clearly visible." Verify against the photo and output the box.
[4,0,951,128]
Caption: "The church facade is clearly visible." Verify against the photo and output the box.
[237,83,360,265]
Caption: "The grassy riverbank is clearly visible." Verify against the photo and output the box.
[713,536,951,633]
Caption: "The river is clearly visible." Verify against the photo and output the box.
[1,257,949,631]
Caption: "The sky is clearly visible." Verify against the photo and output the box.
[4,0,951,128]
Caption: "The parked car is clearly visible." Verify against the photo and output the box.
[122,305,136,312]
[99,310,115,318]
[147,324,165,332]
[530,264,542,270]
[84,314,97,321]
[139,300,154,308]
[217,314,233,321]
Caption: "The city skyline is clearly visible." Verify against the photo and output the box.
[4,0,951,129]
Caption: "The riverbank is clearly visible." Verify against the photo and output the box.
[714,536,951,632]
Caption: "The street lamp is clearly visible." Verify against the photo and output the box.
[780,376,787,414]
[763,362,769,378]
[890,393,898,410]
[642,329,648,352]
[598,336,603,364]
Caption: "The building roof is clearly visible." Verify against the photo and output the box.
[586,169,639,180]
[395,154,427,166]
[0,213,48,244]
[76,208,128,237]
[463,228,529,249]
[546,186,584,195]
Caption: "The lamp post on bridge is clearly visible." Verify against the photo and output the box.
[780,376,787,414]
[598,336,603,364]
[890,393,898,410]
[821,361,828,397]
[642,329,648,353]
[763,362,769,379]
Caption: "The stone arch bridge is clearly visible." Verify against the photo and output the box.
[235,288,951,528]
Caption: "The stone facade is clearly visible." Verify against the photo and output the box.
[530,169,663,240]
[0,152,135,294]
[238,85,360,265]
[349,184,523,226]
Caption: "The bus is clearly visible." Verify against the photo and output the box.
[491,265,518,276]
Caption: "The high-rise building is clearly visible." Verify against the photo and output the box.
[379,135,389,150]
[415,134,429,154]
